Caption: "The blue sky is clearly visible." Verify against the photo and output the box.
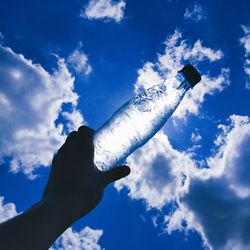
[0,0,250,249]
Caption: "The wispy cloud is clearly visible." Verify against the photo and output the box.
[51,226,103,250]
[67,44,92,76]
[0,197,18,223]
[82,0,126,23]
[0,45,84,178]
[135,30,230,120]
[190,131,202,143]
[240,25,250,90]
[184,3,205,22]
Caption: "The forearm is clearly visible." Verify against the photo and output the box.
[0,200,76,250]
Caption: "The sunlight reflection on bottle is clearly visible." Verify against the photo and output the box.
[94,65,201,171]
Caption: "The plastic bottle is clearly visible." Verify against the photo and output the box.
[94,64,201,171]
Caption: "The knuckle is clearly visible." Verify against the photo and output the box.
[78,125,95,137]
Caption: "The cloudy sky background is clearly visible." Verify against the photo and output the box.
[0,0,250,249]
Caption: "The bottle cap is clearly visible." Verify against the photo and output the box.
[180,64,201,88]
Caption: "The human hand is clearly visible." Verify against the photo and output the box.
[0,126,130,250]
[42,126,130,222]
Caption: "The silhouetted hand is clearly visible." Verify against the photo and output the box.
[0,125,130,250]
[42,125,130,221]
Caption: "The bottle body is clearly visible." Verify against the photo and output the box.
[93,72,192,171]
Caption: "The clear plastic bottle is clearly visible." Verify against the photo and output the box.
[94,64,201,171]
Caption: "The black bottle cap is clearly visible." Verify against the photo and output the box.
[180,64,201,88]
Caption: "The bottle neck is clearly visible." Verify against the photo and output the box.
[174,72,193,91]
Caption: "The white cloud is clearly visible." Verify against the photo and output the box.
[82,0,126,22]
[0,197,18,223]
[166,115,250,250]
[67,47,92,76]
[134,30,230,120]
[51,226,103,250]
[240,25,250,90]
[117,30,250,249]
[115,131,196,209]
[135,62,163,93]
[174,68,230,119]
[62,108,85,132]
[115,29,250,250]
[184,4,205,22]
[0,45,84,178]
[116,114,250,250]
[190,131,202,143]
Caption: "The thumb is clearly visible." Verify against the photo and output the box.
[102,165,130,186]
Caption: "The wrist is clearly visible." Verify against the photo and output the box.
[41,197,84,224]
